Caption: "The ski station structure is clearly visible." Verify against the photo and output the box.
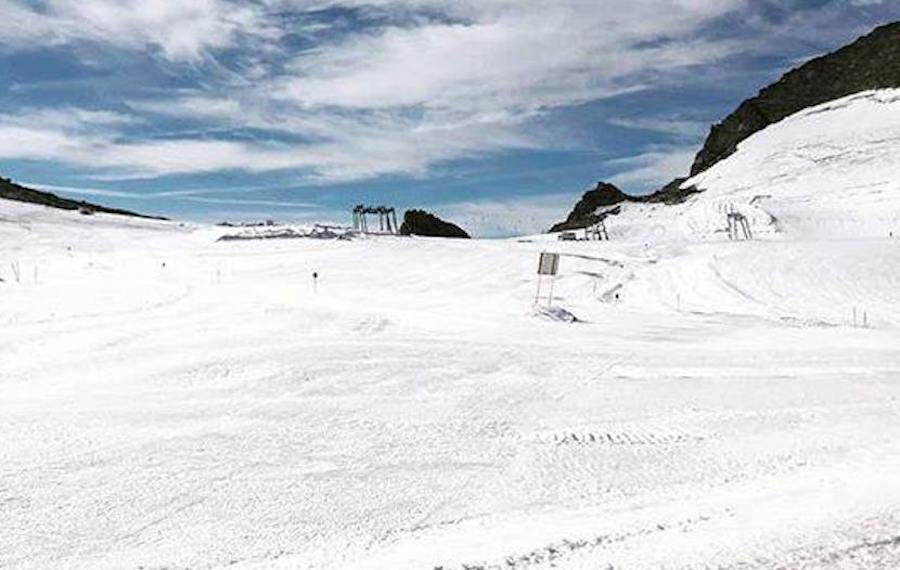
[352,205,399,235]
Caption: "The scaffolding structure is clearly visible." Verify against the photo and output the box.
[352,205,399,234]
[558,217,611,242]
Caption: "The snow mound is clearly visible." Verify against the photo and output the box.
[532,305,580,323]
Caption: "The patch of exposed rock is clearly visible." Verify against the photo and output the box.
[549,181,699,232]
[399,210,470,239]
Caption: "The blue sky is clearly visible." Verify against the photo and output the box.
[1,0,898,236]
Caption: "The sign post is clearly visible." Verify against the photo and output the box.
[535,252,561,307]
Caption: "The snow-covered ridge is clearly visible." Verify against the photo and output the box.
[0,198,197,256]
[599,89,900,242]
[682,89,900,239]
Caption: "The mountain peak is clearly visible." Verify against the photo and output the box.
[691,21,900,176]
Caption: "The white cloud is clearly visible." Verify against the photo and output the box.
[435,193,577,238]
[609,116,709,139]
[608,147,697,189]
[0,0,860,187]
[0,108,298,178]
[274,1,745,114]
[0,105,537,181]
[104,0,746,181]
[0,0,269,61]
[180,196,320,209]
[24,182,143,200]
[23,182,319,212]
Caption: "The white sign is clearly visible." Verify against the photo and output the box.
[537,252,560,276]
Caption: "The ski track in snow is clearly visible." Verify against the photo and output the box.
[3,91,900,569]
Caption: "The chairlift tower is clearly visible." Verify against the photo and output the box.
[725,204,753,241]
[585,219,609,241]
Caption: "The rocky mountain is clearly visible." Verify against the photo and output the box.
[691,21,900,176]
[549,183,637,232]
[549,180,701,232]
[0,176,163,219]
[550,21,900,233]
[399,209,470,239]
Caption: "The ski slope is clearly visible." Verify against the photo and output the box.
[3,92,900,569]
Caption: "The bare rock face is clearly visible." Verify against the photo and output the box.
[690,21,900,176]
[399,209,470,239]
[550,178,704,232]
[549,182,636,232]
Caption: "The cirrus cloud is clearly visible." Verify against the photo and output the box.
[0,0,898,192]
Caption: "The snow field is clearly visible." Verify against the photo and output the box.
[2,198,900,569]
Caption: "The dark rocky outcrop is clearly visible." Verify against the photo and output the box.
[690,21,900,176]
[644,178,701,205]
[0,176,164,220]
[549,182,638,232]
[399,209,470,239]
[549,180,702,232]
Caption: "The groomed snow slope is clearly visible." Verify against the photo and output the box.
[3,91,900,569]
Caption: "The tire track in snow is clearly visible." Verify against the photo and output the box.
[430,511,724,570]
